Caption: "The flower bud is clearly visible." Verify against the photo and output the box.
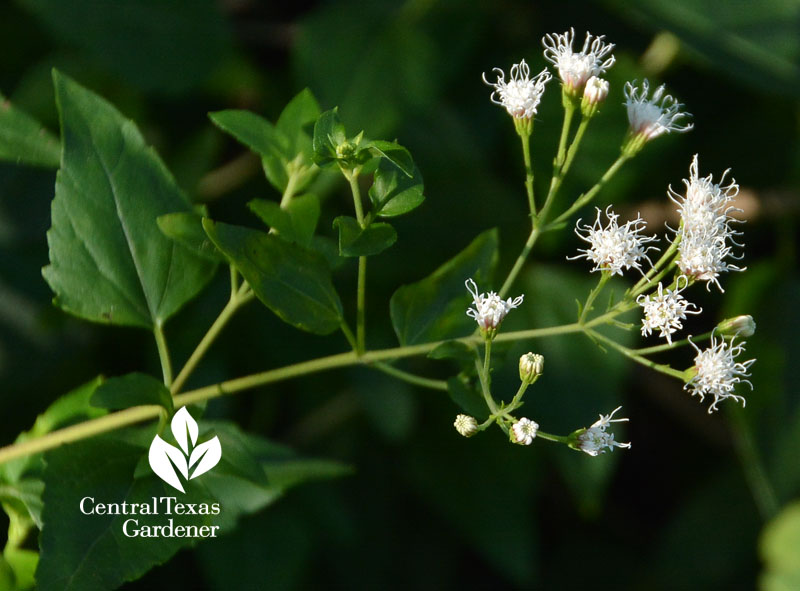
[716,315,756,338]
[581,76,608,118]
[454,414,478,438]
[519,353,544,384]
[510,417,538,445]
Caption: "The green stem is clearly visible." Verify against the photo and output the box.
[340,322,358,351]
[509,381,529,408]
[280,161,301,208]
[586,328,687,380]
[561,117,590,174]
[357,256,367,355]
[498,226,541,299]
[521,132,536,214]
[371,361,448,391]
[154,323,173,388]
[347,169,365,226]
[0,322,598,466]
[580,272,610,324]
[475,348,499,415]
[548,154,630,228]
[728,408,780,520]
[555,99,575,169]
[171,281,254,394]
[633,330,713,356]
[536,430,569,444]
[631,232,681,296]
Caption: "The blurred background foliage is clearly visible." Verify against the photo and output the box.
[0,0,798,588]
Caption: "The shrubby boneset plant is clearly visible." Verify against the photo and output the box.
[0,26,756,588]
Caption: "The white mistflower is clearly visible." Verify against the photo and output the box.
[542,28,615,95]
[465,278,523,337]
[575,407,631,456]
[670,155,744,291]
[570,207,659,276]
[685,335,754,413]
[637,277,701,344]
[482,60,552,119]
[511,418,539,446]
[624,80,692,143]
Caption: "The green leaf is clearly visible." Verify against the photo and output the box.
[248,194,320,248]
[368,158,425,217]
[90,372,173,412]
[209,109,290,191]
[761,501,800,591]
[390,229,498,345]
[157,212,225,263]
[3,547,38,590]
[203,219,343,334]
[0,92,60,168]
[333,216,397,257]
[0,377,105,485]
[367,139,413,176]
[42,71,217,329]
[276,88,321,154]
[312,108,346,168]
[428,341,475,364]
[36,422,349,590]
[17,0,231,94]
[446,375,489,420]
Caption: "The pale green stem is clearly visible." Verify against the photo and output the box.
[548,154,630,228]
[498,226,541,299]
[171,281,254,395]
[631,232,681,296]
[561,117,591,174]
[555,99,576,169]
[279,158,302,208]
[580,272,610,324]
[728,408,780,520]
[536,430,569,444]
[521,132,536,214]
[509,381,529,408]
[475,352,499,416]
[371,361,448,391]
[632,330,713,356]
[357,256,367,355]
[154,323,173,388]
[347,169,365,225]
[586,328,687,380]
[0,321,610,466]
[340,322,358,351]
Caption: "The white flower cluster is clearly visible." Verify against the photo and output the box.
[670,155,744,291]
[576,407,631,456]
[570,207,658,276]
[482,60,551,119]
[624,79,693,142]
[686,336,754,413]
[465,278,523,335]
[511,417,539,445]
[637,277,701,344]
[542,28,615,95]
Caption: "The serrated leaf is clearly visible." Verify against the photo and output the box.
[203,219,343,334]
[42,71,216,329]
[248,194,320,248]
[367,139,413,176]
[91,372,173,412]
[312,108,346,168]
[368,158,424,218]
[390,229,498,345]
[157,212,224,263]
[333,216,397,257]
[0,92,60,168]
[209,109,291,191]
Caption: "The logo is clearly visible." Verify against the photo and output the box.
[148,407,221,493]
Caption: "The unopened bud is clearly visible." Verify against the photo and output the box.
[581,76,609,118]
[519,353,544,384]
[454,414,478,438]
[716,315,756,338]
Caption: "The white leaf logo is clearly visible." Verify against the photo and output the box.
[148,407,222,493]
